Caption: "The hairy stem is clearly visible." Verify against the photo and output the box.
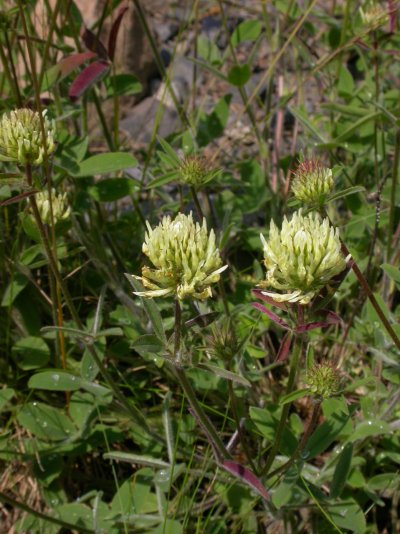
[173,300,230,460]
[261,334,303,476]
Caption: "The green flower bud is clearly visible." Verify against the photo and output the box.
[259,210,347,304]
[179,155,219,188]
[35,188,70,224]
[133,212,227,300]
[291,160,333,206]
[306,363,339,399]
[0,108,55,165]
[207,319,241,362]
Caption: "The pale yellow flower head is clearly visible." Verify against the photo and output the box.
[0,108,55,165]
[259,210,346,304]
[291,160,333,206]
[35,188,70,224]
[133,212,227,300]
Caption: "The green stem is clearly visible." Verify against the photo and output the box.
[190,186,204,221]
[322,208,400,351]
[26,167,158,439]
[387,129,400,260]
[261,334,302,476]
[266,400,321,480]
[132,0,191,130]
[340,240,400,351]
[173,300,230,460]
[227,380,258,472]
[92,90,115,151]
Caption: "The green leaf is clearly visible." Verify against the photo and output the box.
[197,363,251,387]
[17,402,76,441]
[230,19,262,46]
[249,406,297,455]
[306,411,350,459]
[29,370,111,397]
[146,170,179,189]
[228,64,251,87]
[332,112,381,144]
[1,272,28,306]
[72,152,137,177]
[186,56,228,82]
[104,73,142,97]
[288,106,327,143]
[197,35,222,65]
[337,66,354,97]
[197,94,232,147]
[125,274,167,343]
[29,370,79,391]
[132,334,165,353]
[349,420,391,441]
[279,388,309,406]
[157,137,181,166]
[330,443,353,498]
[0,388,14,412]
[328,499,366,534]
[12,337,50,370]
[88,178,134,201]
[81,341,105,381]
[381,263,400,287]
[368,473,399,491]
[327,186,365,203]
[104,451,170,468]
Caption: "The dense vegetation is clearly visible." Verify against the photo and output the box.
[0,1,399,532]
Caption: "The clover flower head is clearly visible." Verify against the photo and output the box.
[0,108,55,165]
[291,160,333,206]
[179,155,219,188]
[35,188,70,224]
[360,2,389,29]
[259,210,347,304]
[133,212,227,300]
[306,363,339,399]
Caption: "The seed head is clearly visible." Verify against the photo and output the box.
[179,155,219,188]
[291,160,333,206]
[259,210,347,304]
[35,188,70,224]
[0,108,55,165]
[306,363,340,399]
[133,212,227,300]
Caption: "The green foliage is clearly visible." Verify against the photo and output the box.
[0,1,399,532]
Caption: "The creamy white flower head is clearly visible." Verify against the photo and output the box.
[259,210,346,305]
[360,2,389,29]
[133,212,227,300]
[291,160,333,206]
[0,108,55,165]
[35,188,70,224]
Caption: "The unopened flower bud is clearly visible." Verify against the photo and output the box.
[306,363,339,399]
[0,108,55,165]
[179,155,219,188]
[207,319,241,362]
[291,160,333,206]
[259,210,347,304]
[132,212,227,300]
